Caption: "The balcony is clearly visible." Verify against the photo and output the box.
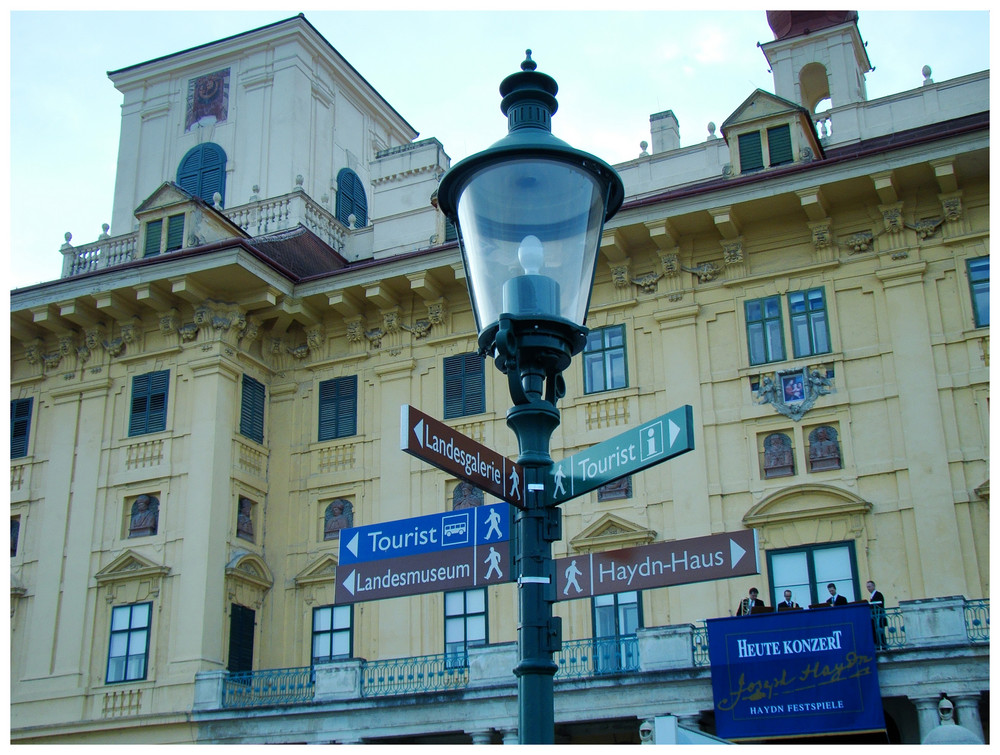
[58,191,350,279]
[194,596,987,713]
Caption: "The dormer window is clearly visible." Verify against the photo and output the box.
[738,124,794,174]
[722,90,823,178]
[143,213,185,258]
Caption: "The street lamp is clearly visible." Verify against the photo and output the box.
[438,50,624,745]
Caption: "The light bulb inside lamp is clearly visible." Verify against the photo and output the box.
[517,235,544,275]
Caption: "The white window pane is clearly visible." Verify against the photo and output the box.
[331,632,350,657]
[126,653,146,680]
[111,606,131,631]
[109,634,129,657]
[465,589,485,614]
[811,313,829,352]
[619,605,639,634]
[608,352,626,388]
[313,634,331,659]
[313,608,331,632]
[333,605,351,630]
[107,657,125,683]
[467,615,486,643]
[445,618,465,643]
[131,603,151,628]
[594,605,616,637]
[771,551,810,597]
[444,592,465,616]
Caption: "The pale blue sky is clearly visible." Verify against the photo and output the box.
[7,9,990,288]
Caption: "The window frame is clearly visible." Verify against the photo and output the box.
[787,287,831,359]
[444,588,487,666]
[765,540,860,608]
[737,131,765,173]
[128,370,170,437]
[239,374,266,445]
[311,604,353,664]
[317,376,358,442]
[11,397,33,459]
[165,213,185,252]
[443,353,486,419]
[766,124,794,166]
[106,602,153,684]
[582,324,628,395]
[967,256,989,328]
[745,295,786,365]
[143,219,163,258]
[335,168,368,228]
[591,590,642,674]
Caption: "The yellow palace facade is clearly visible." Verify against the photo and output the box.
[10,12,988,744]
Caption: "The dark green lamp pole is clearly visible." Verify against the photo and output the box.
[437,51,624,745]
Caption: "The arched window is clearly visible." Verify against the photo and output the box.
[335,168,368,227]
[177,143,227,206]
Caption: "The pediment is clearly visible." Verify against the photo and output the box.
[721,89,807,133]
[294,553,340,587]
[134,181,200,216]
[95,549,171,585]
[225,552,274,591]
[568,513,656,553]
[743,484,871,528]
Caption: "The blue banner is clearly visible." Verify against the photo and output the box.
[708,604,884,740]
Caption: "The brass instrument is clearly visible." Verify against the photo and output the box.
[740,597,750,616]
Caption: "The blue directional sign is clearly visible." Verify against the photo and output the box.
[548,405,695,504]
[338,502,512,566]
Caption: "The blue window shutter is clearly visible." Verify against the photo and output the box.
[240,375,265,444]
[11,398,33,458]
[738,132,764,173]
[177,143,227,205]
[318,376,357,441]
[129,371,169,436]
[165,214,185,251]
[144,219,163,257]
[767,124,793,165]
[335,169,368,227]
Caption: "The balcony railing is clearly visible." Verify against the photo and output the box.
[965,599,989,642]
[555,636,639,679]
[877,607,907,649]
[222,666,314,709]
[360,652,469,697]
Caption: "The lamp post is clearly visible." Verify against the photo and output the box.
[437,50,624,745]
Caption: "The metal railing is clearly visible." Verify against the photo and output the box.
[692,625,710,666]
[877,607,907,650]
[555,635,639,679]
[965,599,989,642]
[360,652,469,697]
[222,666,314,709]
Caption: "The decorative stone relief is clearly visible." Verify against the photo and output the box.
[908,217,944,240]
[427,299,447,325]
[120,317,142,346]
[345,317,365,344]
[722,239,744,265]
[660,253,680,277]
[809,221,833,250]
[305,325,325,354]
[382,310,400,334]
[941,196,963,222]
[159,308,179,336]
[630,271,663,294]
[24,340,43,365]
[681,261,720,283]
[845,231,874,254]
[105,337,126,358]
[178,323,199,342]
[85,326,106,352]
[756,368,833,421]
[401,319,432,339]
[880,203,904,234]
[610,263,630,288]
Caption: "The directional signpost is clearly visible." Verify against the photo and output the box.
[554,529,759,601]
[335,502,513,604]
[547,405,694,505]
[401,405,525,506]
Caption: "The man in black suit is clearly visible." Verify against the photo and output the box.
[867,580,888,648]
[737,587,765,615]
[778,589,799,609]
[826,583,848,605]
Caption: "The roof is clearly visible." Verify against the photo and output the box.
[249,225,349,278]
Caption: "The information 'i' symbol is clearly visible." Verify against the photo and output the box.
[646,426,659,456]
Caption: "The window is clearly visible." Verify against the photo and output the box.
[766,541,859,608]
[335,168,368,227]
[592,591,641,673]
[107,602,152,683]
[443,353,485,419]
[227,604,255,672]
[165,213,185,252]
[738,132,764,173]
[583,325,627,394]
[445,589,486,666]
[318,376,357,441]
[788,288,830,358]
[128,371,169,436]
[312,605,353,663]
[11,517,20,557]
[968,257,989,327]
[143,219,163,257]
[11,398,33,459]
[177,143,227,206]
[240,375,265,444]
[745,296,785,365]
[767,124,794,166]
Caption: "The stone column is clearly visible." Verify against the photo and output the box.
[951,694,985,743]
[469,730,493,744]
[500,729,518,744]
[676,713,702,732]
[911,696,941,742]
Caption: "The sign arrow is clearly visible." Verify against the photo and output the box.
[730,538,746,569]
[343,569,356,596]
[668,418,680,447]
[413,418,425,447]
[346,532,359,558]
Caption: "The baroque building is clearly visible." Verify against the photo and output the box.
[10,11,988,744]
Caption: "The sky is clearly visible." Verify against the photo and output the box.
[6,7,991,289]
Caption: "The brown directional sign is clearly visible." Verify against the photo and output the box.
[335,541,511,605]
[555,529,759,601]
[401,404,526,506]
